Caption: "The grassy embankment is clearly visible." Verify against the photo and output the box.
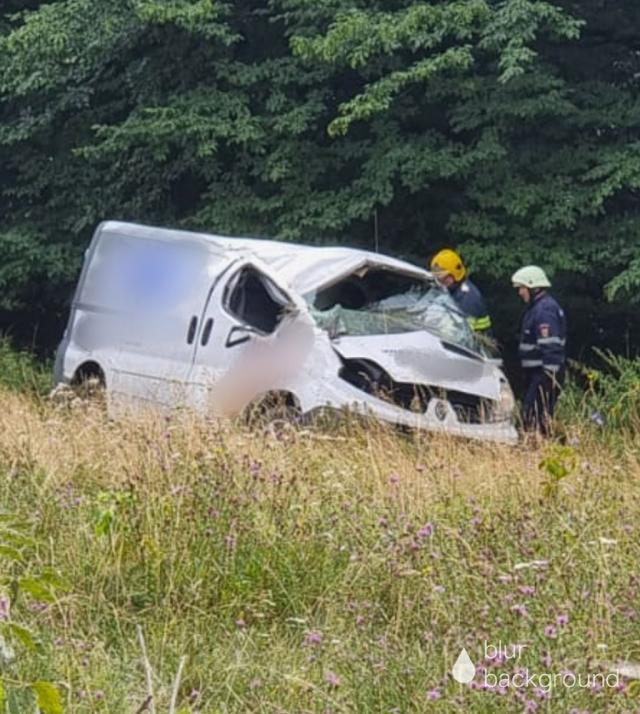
[0,340,639,713]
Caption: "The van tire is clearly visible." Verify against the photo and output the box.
[243,391,302,430]
[71,362,106,405]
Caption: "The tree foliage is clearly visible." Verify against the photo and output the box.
[0,0,639,324]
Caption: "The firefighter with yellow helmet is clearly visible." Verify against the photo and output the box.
[430,249,492,334]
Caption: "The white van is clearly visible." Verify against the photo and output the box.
[54,221,518,444]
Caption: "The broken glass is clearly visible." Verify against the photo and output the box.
[224,266,293,334]
[308,277,487,356]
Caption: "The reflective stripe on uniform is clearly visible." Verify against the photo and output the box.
[537,337,566,346]
[468,315,492,331]
[519,343,537,352]
[522,359,543,368]
[543,364,561,372]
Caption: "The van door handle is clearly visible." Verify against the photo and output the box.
[186,316,198,344]
[226,325,253,348]
[201,318,214,346]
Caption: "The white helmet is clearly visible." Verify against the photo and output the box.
[511,265,551,289]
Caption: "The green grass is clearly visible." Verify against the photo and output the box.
[0,337,51,396]
[559,350,640,434]
[0,352,638,712]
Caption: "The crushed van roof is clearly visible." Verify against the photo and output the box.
[101,221,432,294]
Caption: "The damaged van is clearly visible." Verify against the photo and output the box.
[54,221,518,444]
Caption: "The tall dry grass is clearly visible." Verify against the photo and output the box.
[0,386,639,712]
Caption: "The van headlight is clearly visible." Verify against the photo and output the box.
[495,380,516,421]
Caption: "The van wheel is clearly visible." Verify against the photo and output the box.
[71,363,106,407]
[243,392,302,432]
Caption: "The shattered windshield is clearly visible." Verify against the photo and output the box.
[306,269,487,355]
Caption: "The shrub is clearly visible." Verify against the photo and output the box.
[0,338,51,397]
[560,350,640,432]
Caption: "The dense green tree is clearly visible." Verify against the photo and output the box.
[0,0,639,349]
[283,1,640,292]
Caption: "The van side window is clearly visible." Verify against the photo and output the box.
[224,267,292,334]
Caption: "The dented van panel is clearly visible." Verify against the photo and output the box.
[332,333,498,401]
[54,221,518,444]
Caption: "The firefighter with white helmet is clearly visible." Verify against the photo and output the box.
[512,265,566,434]
[430,249,492,334]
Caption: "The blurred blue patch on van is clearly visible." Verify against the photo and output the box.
[90,235,207,313]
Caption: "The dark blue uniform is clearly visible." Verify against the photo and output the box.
[518,292,566,433]
[449,279,492,333]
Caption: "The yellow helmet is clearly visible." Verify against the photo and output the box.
[430,249,466,282]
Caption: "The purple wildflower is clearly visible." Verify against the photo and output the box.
[417,523,434,539]
[544,625,557,638]
[249,460,262,476]
[325,671,341,687]
[486,652,506,666]
[426,688,441,700]
[556,613,569,627]
[519,585,536,596]
[304,630,323,646]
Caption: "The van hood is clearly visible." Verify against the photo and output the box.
[331,332,502,401]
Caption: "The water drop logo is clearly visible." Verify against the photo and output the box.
[452,648,476,684]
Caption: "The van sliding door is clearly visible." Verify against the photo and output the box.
[97,235,227,411]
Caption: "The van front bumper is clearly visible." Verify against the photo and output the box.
[303,379,519,445]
